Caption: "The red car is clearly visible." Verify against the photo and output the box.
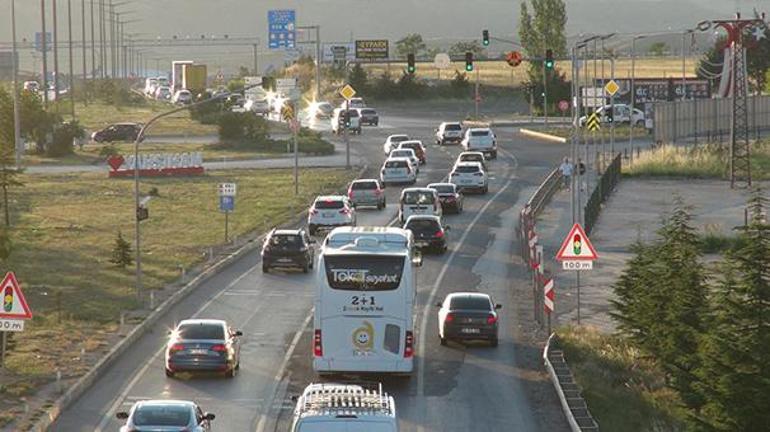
[398,140,427,165]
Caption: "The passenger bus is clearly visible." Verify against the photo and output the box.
[313,227,421,375]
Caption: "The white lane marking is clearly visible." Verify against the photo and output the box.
[255,310,314,432]
[416,148,518,399]
[95,268,255,432]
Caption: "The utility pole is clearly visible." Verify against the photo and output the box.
[315,26,321,99]
[67,0,75,117]
[475,66,480,119]
[252,43,258,74]
[11,0,22,167]
[90,0,95,79]
[629,35,645,164]
[81,0,87,83]
[53,0,60,104]
[41,0,50,107]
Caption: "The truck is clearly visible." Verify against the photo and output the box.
[181,64,207,94]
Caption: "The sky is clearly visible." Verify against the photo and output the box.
[2,0,770,74]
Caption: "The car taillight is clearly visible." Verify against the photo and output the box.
[313,329,323,357]
[374,188,382,196]
[445,313,455,323]
[348,190,354,199]
[435,230,444,238]
[169,343,185,352]
[404,331,414,358]
[211,344,227,352]
[487,314,498,325]
[339,208,349,215]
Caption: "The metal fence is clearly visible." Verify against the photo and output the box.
[653,95,770,144]
[584,153,621,235]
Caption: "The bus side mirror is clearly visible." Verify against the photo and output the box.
[412,253,423,267]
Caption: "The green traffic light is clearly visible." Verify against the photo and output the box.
[408,66,415,73]
[483,40,489,46]
[545,60,554,70]
[466,64,473,72]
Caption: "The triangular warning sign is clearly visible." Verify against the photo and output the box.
[0,272,33,319]
[555,223,598,261]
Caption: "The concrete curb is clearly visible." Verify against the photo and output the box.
[519,128,568,143]
[29,165,368,432]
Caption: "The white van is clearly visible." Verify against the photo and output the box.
[398,187,441,224]
[291,383,398,432]
[331,108,362,135]
[314,227,421,375]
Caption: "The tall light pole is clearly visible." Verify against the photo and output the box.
[67,0,75,117]
[11,0,22,167]
[41,0,49,107]
[90,0,95,78]
[81,0,87,82]
[53,0,60,102]
[682,29,695,101]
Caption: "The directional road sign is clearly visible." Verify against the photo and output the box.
[604,79,620,97]
[218,183,237,197]
[0,272,32,320]
[219,195,235,213]
[556,223,598,270]
[268,10,296,49]
[339,84,357,100]
[544,278,554,314]
[585,112,601,132]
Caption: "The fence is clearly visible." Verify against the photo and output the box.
[653,95,770,144]
[518,167,563,261]
[584,153,621,235]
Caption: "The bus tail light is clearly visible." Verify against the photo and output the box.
[313,329,323,357]
[404,331,414,358]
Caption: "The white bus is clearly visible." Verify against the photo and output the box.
[313,227,421,375]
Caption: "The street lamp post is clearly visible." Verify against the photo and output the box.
[11,0,22,167]
[629,34,646,163]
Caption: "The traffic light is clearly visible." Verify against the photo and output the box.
[465,52,474,72]
[482,30,490,46]
[606,107,614,124]
[407,53,416,74]
[545,49,554,70]
[342,110,351,128]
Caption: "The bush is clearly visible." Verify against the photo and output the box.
[48,120,85,157]
[190,94,225,125]
[99,144,119,158]
[109,230,133,268]
[88,79,144,106]
[217,112,270,146]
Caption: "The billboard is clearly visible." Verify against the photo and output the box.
[322,43,355,63]
[355,40,389,61]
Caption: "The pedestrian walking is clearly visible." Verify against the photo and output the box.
[559,157,573,189]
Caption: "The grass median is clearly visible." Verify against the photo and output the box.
[71,100,218,136]
[0,167,356,426]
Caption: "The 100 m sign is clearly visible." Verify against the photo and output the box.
[562,260,593,270]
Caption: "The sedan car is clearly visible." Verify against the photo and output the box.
[383,134,410,155]
[428,182,464,214]
[91,122,142,143]
[398,140,427,165]
[165,319,242,378]
[261,229,315,273]
[404,215,449,254]
[455,151,487,171]
[347,179,386,210]
[437,292,501,346]
[117,400,215,432]
[358,108,379,126]
[307,195,356,235]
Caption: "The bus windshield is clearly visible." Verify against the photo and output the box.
[324,255,405,291]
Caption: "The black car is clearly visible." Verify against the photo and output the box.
[359,108,379,126]
[91,122,142,143]
[165,319,242,378]
[428,183,464,214]
[404,215,449,254]
[261,229,315,273]
[437,292,501,347]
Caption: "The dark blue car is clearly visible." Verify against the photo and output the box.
[165,319,242,378]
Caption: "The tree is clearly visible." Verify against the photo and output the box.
[395,33,426,59]
[348,63,368,94]
[449,41,485,59]
[110,231,133,268]
[696,189,770,431]
[611,241,662,348]
[0,89,24,227]
[648,42,668,56]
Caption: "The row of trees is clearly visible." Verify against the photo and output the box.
[394,33,488,60]
[347,63,472,100]
[612,191,770,431]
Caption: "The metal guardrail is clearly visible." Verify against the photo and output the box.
[653,95,770,144]
[584,153,621,235]
[544,333,600,432]
[518,167,563,260]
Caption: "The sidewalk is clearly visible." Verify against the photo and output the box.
[536,178,767,333]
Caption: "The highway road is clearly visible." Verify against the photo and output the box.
[51,106,571,432]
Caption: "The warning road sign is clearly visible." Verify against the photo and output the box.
[544,278,554,314]
[0,272,32,320]
[339,84,357,101]
[585,112,601,131]
[556,223,599,264]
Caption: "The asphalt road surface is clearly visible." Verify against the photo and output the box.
[51,106,571,432]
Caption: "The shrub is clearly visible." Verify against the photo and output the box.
[47,120,85,157]
[109,230,133,268]
[99,144,119,158]
[217,112,270,147]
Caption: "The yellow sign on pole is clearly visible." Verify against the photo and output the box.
[339,84,357,101]
[604,80,619,97]
[586,113,601,132]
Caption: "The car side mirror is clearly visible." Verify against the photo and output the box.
[435,302,443,308]
[116,412,129,420]
[235,330,243,337]
[412,253,423,267]
[204,413,216,422]
[495,304,502,310]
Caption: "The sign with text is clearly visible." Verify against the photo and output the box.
[556,223,598,271]
[108,153,204,177]
[218,183,237,197]
[268,9,296,49]
[322,43,356,63]
[355,40,389,61]
[0,319,24,332]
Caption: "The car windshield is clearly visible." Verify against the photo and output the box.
[449,296,491,310]
[471,130,490,137]
[392,150,413,158]
[406,219,440,232]
[133,405,191,426]
[401,143,421,152]
[385,160,408,168]
[271,234,301,248]
[315,199,344,209]
[362,109,376,114]
[403,191,434,205]
[455,165,480,173]
[431,185,455,194]
[390,135,409,143]
[176,323,225,340]
[445,124,462,131]
[461,154,483,162]
[351,181,378,190]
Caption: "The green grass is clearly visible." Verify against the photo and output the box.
[623,141,770,179]
[67,100,218,136]
[558,326,687,432]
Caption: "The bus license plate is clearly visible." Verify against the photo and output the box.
[461,328,480,334]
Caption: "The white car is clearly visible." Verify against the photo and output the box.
[307,195,356,236]
[339,97,366,109]
[579,104,645,127]
[291,383,398,432]
[455,151,487,170]
[461,128,497,159]
[449,161,488,194]
[331,108,362,135]
[173,89,193,105]
[383,134,410,154]
[244,98,270,114]
[23,81,40,92]
[389,148,420,173]
[116,399,215,432]
[435,122,464,145]
[380,157,417,185]
[399,187,442,224]
[154,86,172,101]
[143,78,158,95]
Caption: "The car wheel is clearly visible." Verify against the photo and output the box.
[262,263,269,273]
[165,368,175,378]
[441,244,448,254]
[490,337,499,348]
[410,179,417,185]
[309,258,314,269]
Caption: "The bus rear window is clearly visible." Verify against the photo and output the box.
[324,255,405,291]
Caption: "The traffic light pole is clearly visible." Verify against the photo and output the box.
[542,61,548,125]
[475,67,480,119]
[345,99,350,169]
